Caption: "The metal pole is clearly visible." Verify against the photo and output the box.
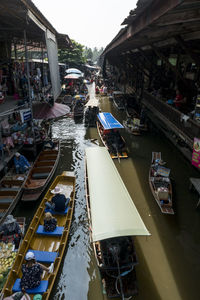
[24,29,36,153]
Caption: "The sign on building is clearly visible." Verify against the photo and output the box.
[192,138,200,169]
[20,109,32,123]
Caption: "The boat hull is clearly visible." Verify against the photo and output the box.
[149,152,174,214]
[21,142,60,202]
[2,172,75,299]
[97,122,128,159]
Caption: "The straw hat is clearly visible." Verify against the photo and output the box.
[51,186,63,194]
[25,251,35,261]
[45,212,53,221]
[4,215,16,225]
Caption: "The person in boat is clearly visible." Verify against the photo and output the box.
[44,212,57,232]
[43,139,55,150]
[13,152,30,174]
[45,186,69,212]
[0,215,22,248]
[20,251,49,293]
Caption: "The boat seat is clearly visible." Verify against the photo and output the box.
[36,225,64,236]
[0,188,19,191]
[45,206,69,215]
[13,279,48,294]
[28,250,58,263]
[32,173,49,179]
[0,198,13,204]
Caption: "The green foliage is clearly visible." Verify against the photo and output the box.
[83,46,104,63]
[58,40,86,66]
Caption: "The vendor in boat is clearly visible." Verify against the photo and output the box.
[45,186,69,212]
[0,215,22,248]
[20,251,50,293]
[14,152,30,174]
[44,212,57,232]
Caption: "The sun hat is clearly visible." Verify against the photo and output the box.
[25,251,35,261]
[51,186,63,194]
[15,152,20,157]
[45,212,53,220]
[4,215,16,225]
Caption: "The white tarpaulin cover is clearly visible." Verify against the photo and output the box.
[86,147,150,241]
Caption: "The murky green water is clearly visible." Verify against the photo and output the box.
[15,88,200,300]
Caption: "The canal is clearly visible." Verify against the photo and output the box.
[15,85,200,300]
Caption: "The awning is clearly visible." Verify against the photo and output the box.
[33,102,70,120]
[97,112,124,129]
[64,74,82,80]
[66,68,82,74]
[86,147,150,242]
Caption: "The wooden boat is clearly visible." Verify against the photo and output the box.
[123,118,141,136]
[85,147,150,298]
[97,112,128,159]
[21,141,60,202]
[113,91,125,110]
[126,107,148,132]
[2,171,75,299]
[149,152,174,214]
[73,99,84,117]
[0,169,28,225]
[0,217,25,293]
[84,106,99,127]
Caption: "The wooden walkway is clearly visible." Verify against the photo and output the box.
[189,178,200,208]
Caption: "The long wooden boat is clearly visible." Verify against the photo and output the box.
[73,99,84,117]
[123,119,141,136]
[85,147,150,299]
[97,112,128,159]
[84,106,99,127]
[0,168,28,225]
[113,91,125,110]
[21,141,60,202]
[149,152,174,214]
[126,107,148,132]
[2,172,75,299]
[0,217,25,293]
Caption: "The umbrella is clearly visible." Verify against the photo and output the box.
[65,68,82,75]
[33,102,70,120]
[74,95,86,101]
[64,73,82,80]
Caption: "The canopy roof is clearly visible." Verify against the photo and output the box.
[65,68,82,74]
[86,147,150,242]
[97,112,124,129]
[33,102,70,120]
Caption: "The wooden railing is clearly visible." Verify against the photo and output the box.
[142,91,200,144]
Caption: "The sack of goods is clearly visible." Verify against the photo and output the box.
[157,187,169,200]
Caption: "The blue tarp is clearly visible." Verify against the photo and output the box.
[97,112,124,130]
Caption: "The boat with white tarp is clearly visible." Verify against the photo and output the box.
[85,147,150,299]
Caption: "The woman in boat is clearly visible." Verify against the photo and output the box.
[0,215,22,248]
[13,152,30,174]
[20,251,49,292]
[44,212,57,232]
[45,186,69,212]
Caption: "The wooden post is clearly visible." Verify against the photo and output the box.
[175,36,200,69]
